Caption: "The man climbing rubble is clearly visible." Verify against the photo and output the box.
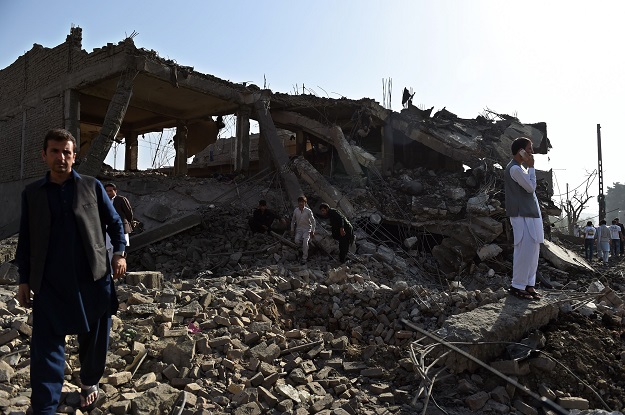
[319,203,354,263]
[291,195,315,264]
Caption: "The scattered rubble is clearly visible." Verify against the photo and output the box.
[0,176,624,414]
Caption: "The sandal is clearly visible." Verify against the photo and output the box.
[80,384,99,411]
[509,287,535,300]
[525,286,542,299]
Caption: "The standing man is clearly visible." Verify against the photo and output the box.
[582,221,596,262]
[596,220,611,264]
[319,203,354,263]
[504,137,544,300]
[16,129,127,414]
[615,218,625,256]
[291,196,316,264]
[609,219,622,259]
[104,182,134,247]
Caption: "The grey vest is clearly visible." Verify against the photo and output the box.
[24,173,108,294]
[504,160,540,218]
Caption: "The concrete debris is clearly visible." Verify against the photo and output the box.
[1,195,624,413]
[1,28,623,415]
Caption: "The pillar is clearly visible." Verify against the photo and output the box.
[64,89,81,152]
[125,132,138,171]
[173,122,188,176]
[235,107,251,172]
[296,130,305,156]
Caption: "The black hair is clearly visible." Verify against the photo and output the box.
[511,137,531,155]
[104,183,117,190]
[600,220,607,225]
[319,203,330,210]
[297,196,307,203]
[586,221,593,226]
[258,200,267,206]
[43,128,77,152]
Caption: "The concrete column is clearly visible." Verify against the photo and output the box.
[296,130,305,156]
[78,68,138,177]
[125,132,138,171]
[173,122,188,176]
[64,89,81,152]
[236,107,251,172]
[382,115,395,176]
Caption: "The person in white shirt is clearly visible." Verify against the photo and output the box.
[290,196,316,264]
[504,137,544,300]
[596,220,611,264]
[609,219,622,258]
[582,221,596,261]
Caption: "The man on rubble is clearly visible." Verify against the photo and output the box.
[249,200,284,234]
[319,203,354,263]
[504,137,544,300]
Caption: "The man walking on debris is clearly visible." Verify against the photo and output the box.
[104,183,134,245]
[504,137,544,300]
[596,220,611,264]
[615,217,625,256]
[582,221,596,262]
[104,182,134,261]
[319,203,354,263]
[249,199,283,234]
[291,195,316,264]
[609,219,622,258]
[15,128,127,414]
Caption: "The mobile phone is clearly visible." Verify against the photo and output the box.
[519,149,527,158]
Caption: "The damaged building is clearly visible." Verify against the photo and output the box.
[0,27,561,277]
[4,28,620,415]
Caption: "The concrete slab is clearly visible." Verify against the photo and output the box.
[540,239,593,272]
[441,297,559,373]
[128,213,203,253]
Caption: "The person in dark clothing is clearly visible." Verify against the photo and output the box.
[104,183,134,240]
[16,128,126,414]
[616,218,625,256]
[249,200,281,233]
[319,203,354,263]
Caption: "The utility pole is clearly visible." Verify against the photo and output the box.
[597,124,606,222]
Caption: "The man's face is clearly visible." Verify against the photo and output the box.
[524,142,534,155]
[259,204,266,212]
[105,186,117,200]
[42,139,75,175]
[320,207,328,217]
[298,200,306,209]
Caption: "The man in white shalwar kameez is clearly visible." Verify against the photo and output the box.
[504,137,544,299]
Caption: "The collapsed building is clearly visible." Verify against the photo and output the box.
[0,27,565,277]
[4,28,619,414]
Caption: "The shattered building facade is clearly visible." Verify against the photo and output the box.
[0,27,559,275]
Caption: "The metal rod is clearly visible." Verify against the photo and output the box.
[400,319,569,415]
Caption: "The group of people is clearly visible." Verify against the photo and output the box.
[13,126,575,412]
[248,196,354,264]
[582,218,624,264]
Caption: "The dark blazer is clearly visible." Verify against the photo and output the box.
[16,171,126,294]
[112,195,134,234]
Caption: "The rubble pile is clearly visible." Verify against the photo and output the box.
[1,199,625,414]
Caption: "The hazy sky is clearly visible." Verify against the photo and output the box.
[2,0,624,216]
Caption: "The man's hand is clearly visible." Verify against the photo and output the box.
[112,256,127,280]
[340,227,346,237]
[17,283,32,308]
[525,153,535,168]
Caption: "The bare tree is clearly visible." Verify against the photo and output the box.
[561,170,597,235]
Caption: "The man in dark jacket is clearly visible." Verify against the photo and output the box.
[104,183,134,243]
[249,200,282,233]
[16,128,126,414]
[319,203,354,263]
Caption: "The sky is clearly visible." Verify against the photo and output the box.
[2,0,624,217]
